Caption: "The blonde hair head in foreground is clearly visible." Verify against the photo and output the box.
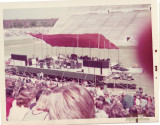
[34,89,52,112]
[48,84,95,119]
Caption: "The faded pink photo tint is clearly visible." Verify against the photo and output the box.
[3,4,155,123]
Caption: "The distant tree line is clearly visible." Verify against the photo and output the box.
[3,18,58,29]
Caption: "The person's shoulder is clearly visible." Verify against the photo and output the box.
[95,110,109,118]
[11,100,17,107]
[6,97,15,102]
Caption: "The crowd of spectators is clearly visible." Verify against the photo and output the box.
[4,27,51,40]
[5,72,155,121]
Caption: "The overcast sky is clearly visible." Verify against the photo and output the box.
[3,7,68,20]
[3,4,150,20]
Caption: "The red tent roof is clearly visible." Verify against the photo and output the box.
[29,33,118,49]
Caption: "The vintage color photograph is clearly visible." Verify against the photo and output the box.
[1,1,158,124]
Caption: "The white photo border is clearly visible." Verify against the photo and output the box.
[0,0,159,125]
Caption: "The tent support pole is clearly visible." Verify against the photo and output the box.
[47,42,48,57]
[108,45,109,59]
[41,39,43,59]
[65,47,67,56]
[109,43,110,60]
[98,34,100,60]
[51,46,53,57]
[33,38,36,58]
[89,40,91,58]
[77,34,79,56]
[56,47,57,56]
[118,49,119,64]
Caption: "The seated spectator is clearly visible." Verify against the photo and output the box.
[122,94,134,110]
[151,97,155,107]
[95,98,104,110]
[103,85,108,95]
[8,87,35,121]
[129,105,142,117]
[95,97,109,118]
[129,105,138,117]
[140,96,147,109]
[48,85,95,119]
[102,102,111,116]
[144,105,155,117]
[95,109,109,118]
[104,92,112,104]
[109,103,126,118]
[147,96,152,107]
[23,90,51,121]
[96,86,104,97]
[6,88,14,120]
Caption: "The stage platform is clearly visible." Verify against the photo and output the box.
[13,65,100,81]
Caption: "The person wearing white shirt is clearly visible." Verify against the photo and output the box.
[8,100,30,121]
[136,97,140,106]
[8,88,34,121]
[96,86,104,97]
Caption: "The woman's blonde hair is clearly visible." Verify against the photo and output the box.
[34,89,51,112]
[48,85,95,119]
